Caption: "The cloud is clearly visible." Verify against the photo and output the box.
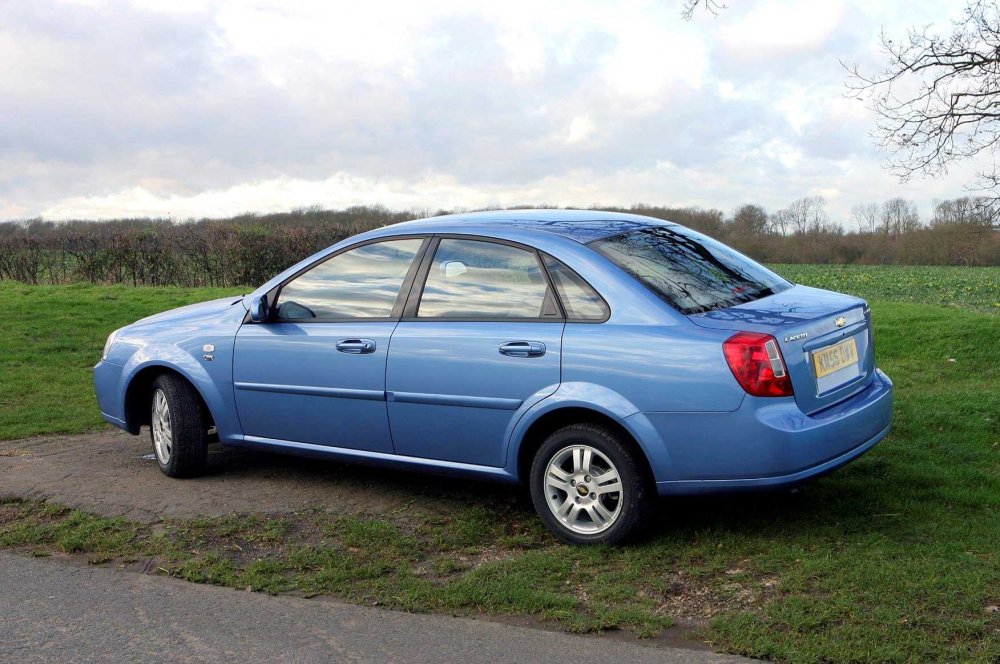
[0,0,992,226]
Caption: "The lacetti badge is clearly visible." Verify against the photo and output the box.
[835,316,847,328]
[784,332,808,342]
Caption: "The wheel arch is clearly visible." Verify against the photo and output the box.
[513,406,658,486]
[123,364,215,435]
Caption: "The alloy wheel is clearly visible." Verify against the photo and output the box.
[543,444,623,534]
[151,388,173,465]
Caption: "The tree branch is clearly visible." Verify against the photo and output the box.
[844,1,1000,226]
[681,0,727,21]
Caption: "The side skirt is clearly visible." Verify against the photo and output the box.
[238,435,519,484]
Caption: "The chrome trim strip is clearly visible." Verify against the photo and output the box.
[386,391,523,410]
[800,319,867,352]
[233,382,384,401]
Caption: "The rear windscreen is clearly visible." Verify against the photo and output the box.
[591,226,791,315]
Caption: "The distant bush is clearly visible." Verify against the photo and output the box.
[0,202,996,286]
[0,207,408,286]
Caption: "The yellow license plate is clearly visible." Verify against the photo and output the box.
[812,338,859,378]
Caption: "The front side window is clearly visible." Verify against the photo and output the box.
[275,238,424,320]
[591,226,791,315]
[417,239,552,319]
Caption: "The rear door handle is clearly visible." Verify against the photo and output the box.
[336,338,376,354]
[499,341,546,358]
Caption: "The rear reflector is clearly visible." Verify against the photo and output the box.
[723,332,794,397]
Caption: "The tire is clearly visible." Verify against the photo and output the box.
[529,423,651,545]
[149,373,208,478]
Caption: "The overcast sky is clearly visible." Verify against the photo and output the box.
[0,0,985,226]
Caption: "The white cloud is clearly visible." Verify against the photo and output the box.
[0,0,993,226]
[566,116,595,144]
[718,0,846,55]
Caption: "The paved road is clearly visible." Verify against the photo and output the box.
[0,552,751,664]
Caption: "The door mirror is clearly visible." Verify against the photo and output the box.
[249,294,270,322]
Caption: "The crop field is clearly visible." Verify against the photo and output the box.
[774,264,1000,314]
[1,264,998,662]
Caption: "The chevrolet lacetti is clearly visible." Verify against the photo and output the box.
[93,210,893,544]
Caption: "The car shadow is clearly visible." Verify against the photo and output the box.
[202,443,530,508]
[201,443,919,542]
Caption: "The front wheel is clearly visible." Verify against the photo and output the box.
[150,374,208,478]
[529,423,651,545]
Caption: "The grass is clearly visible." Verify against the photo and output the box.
[0,282,242,440]
[1,267,999,661]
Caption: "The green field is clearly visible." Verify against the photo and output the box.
[773,264,1000,314]
[1,265,999,662]
[1,283,242,440]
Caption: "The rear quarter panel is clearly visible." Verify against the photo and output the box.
[495,235,748,482]
[560,323,746,413]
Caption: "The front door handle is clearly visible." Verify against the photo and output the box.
[336,338,376,354]
[499,341,546,358]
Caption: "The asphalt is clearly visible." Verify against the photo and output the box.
[0,552,752,664]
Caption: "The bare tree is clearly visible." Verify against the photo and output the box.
[931,196,995,262]
[681,0,727,20]
[781,196,829,235]
[879,198,921,236]
[932,195,993,228]
[730,204,769,236]
[769,208,792,236]
[845,1,1000,226]
[851,202,880,234]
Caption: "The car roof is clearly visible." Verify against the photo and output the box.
[385,209,674,244]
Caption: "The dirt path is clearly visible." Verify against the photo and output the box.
[0,430,524,523]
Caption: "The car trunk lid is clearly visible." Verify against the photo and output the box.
[689,285,875,415]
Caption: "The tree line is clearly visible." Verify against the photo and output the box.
[0,198,997,287]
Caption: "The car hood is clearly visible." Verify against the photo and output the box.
[132,296,245,326]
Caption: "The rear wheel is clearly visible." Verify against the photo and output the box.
[529,423,650,545]
[149,374,208,478]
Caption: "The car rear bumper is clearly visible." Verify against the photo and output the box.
[643,368,893,495]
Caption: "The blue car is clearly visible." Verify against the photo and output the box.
[94,210,893,544]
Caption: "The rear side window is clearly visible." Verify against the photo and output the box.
[417,239,553,319]
[591,226,790,315]
[275,238,424,320]
[542,255,609,321]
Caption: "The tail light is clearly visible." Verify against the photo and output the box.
[723,332,794,397]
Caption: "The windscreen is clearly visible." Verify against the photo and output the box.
[591,226,791,315]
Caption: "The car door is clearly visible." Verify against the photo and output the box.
[385,237,564,467]
[233,237,428,452]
